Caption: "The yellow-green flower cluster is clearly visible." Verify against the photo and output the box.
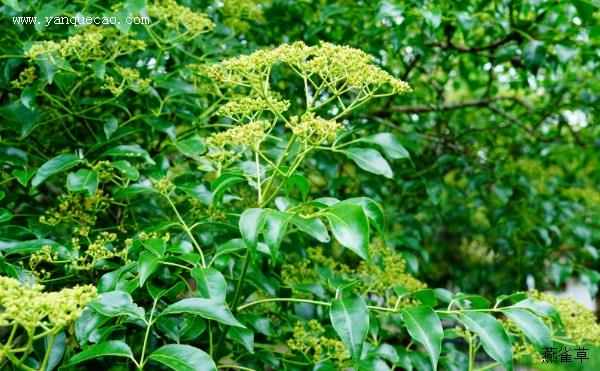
[206,120,270,149]
[25,29,104,60]
[155,176,176,194]
[39,190,111,228]
[0,276,97,334]
[513,342,544,363]
[282,243,425,306]
[287,320,350,363]
[357,241,427,306]
[25,27,146,62]
[220,0,265,31]
[104,66,151,96]
[28,232,127,275]
[71,232,127,270]
[210,41,411,94]
[286,112,343,145]
[211,41,311,76]
[202,148,239,165]
[532,291,600,346]
[148,0,214,35]
[217,96,290,119]
[10,66,37,88]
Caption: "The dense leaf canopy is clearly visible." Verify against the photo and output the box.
[1,0,599,370]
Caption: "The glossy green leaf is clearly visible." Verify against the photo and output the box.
[191,267,227,302]
[145,117,176,140]
[228,326,254,353]
[110,160,139,180]
[512,299,561,325]
[67,169,99,197]
[100,144,155,164]
[263,210,293,262]
[149,344,216,371]
[211,172,245,205]
[239,208,266,253]
[88,291,144,319]
[0,208,13,223]
[461,312,513,371]
[0,146,28,166]
[400,306,443,370]
[325,200,370,262]
[103,116,118,139]
[142,238,166,257]
[346,197,385,235]
[176,136,207,158]
[60,340,133,368]
[31,154,80,188]
[341,147,393,178]
[160,298,245,328]
[330,293,369,364]
[358,133,410,159]
[523,40,545,72]
[502,308,552,350]
[138,251,160,287]
[285,173,310,200]
[12,168,35,186]
[290,215,330,243]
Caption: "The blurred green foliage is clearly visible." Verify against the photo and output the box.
[1,0,599,370]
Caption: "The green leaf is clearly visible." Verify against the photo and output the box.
[263,210,293,262]
[285,173,310,200]
[110,160,139,180]
[88,291,144,319]
[550,262,573,287]
[461,312,513,371]
[31,154,80,188]
[147,281,186,302]
[145,117,176,140]
[325,200,370,262]
[341,148,393,178]
[67,169,99,197]
[228,326,254,353]
[191,267,227,302]
[358,133,410,159]
[239,208,267,253]
[91,60,105,79]
[422,7,442,29]
[100,144,155,164]
[400,306,443,371]
[12,169,36,186]
[330,293,369,364]
[290,215,330,243]
[346,197,385,236]
[103,116,118,139]
[160,298,245,328]
[143,238,166,257]
[523,40,545,72]
[502,308,552,350]
[512,299,561,325]
[0,146,28,166]
[2,0,21,11]
[149,344,216,371]
[211,172,245,205]
[43,331,66,371]
[138,251,160,287]
[0,209,14,223]
[176,136,207,158]
[451,293,491,309]
[0,102,40,137]
[60,341,133,368]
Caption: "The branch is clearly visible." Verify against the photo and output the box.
[426,33,517,54]
[386,95,532,114]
